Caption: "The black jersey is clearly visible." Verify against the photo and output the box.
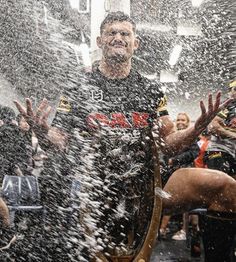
[51,68,168,257]
[53,68,168,168]
[52,68,168,197]
[0,124,33,180]
[207,99,236,157]
[54,69,168,127]
[218,100,236,132]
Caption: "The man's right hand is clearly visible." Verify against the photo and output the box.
[14,98,52,135]
[14,98,68,151]
[194,92,232,134]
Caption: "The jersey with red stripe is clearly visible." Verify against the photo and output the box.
[52,68,168,251]
[53,68,168,173]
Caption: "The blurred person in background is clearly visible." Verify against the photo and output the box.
[201,80,236,262]
[0,106,33,180]
[205,80,236,178]
[16,114,48,176]
[188,128,212,257]
[0,105,33,252]
[194,129,211,168]
[159,113,200,242]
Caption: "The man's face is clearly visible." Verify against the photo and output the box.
[176,114,189,130]
[97,21,139,63]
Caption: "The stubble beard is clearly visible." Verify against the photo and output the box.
[104,46,131,64]
[106,52,129,64]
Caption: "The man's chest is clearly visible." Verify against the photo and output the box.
[70,85,158,130]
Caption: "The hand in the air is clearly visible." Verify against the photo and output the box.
[14,98,52,133]
[194,92,232,132]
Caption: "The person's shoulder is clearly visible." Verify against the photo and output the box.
[227,100,236,110]
[143,76,165,100]
[60,70,95,99]
[217,100,234,119]
[130,70,152,83]
[130,70,144,81]
[218,99,236,116]
[131,70,163,91]
[85,67,103,83]
[131,71,168,114]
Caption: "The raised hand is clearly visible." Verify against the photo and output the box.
[14,98,52,134]
[194,92,232,132]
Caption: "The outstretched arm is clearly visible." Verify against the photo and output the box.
[14,98,68,151]
[156,92,232,155]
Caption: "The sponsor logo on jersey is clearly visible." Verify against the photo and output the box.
[57,96,71,112]
[91,90,104,101]
[157,95,167,112]
[208,152,222,159]
[86,112,150,129]
[229,80,236,89]
[218,108,228,119]
[78,89,104,101]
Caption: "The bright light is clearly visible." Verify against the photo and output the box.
[79,43,91,68]
[142,73,158,80]
[69,0,79,9]
[62,40,91,68]
[69,0,90,13]
[78,31,91,67]
[177,23,202,36]
[191,0,204,7]
[43,4,48,27]
[168,45,183,66]
[137,23,173,32]
[160,70,179,83]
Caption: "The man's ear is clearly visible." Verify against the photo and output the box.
[134,37,140,51]
[96,36,102,48]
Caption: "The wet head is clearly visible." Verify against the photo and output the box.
[97,13,139,64]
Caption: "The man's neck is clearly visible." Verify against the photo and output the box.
[98,58,131,79]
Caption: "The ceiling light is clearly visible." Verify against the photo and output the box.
[191,0,204,7]
[168,45,183,66]
[69,0,90,13]
[160,70,179,83]
[177,23,202,36]
[69,0,79,9]
[137,23,173,32]
[79,43,91,67]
